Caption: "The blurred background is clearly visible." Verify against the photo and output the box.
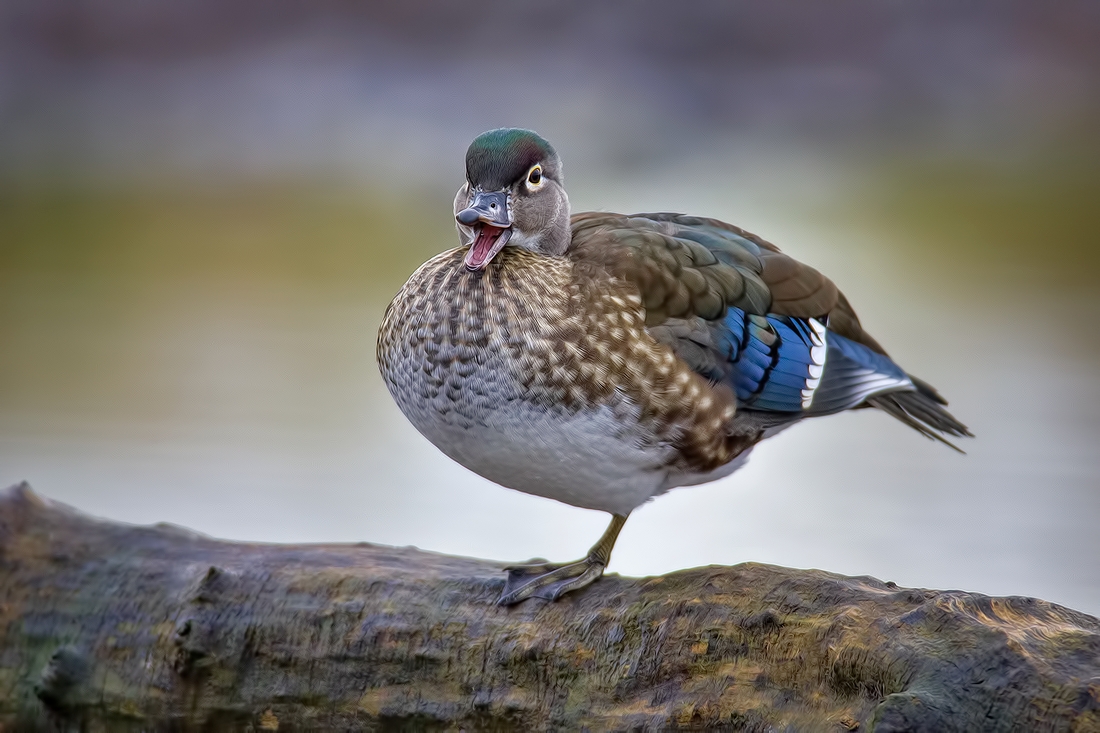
[2,1,1098,614]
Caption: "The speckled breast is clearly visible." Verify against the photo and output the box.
[376,246,742,514]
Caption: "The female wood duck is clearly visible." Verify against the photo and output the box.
[377,128,970,605]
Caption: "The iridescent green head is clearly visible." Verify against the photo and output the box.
[455,129,571,270]
[465,129,562,191]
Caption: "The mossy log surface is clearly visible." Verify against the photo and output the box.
[1,482,1098,732]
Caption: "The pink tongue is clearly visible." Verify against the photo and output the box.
[468,226,503,267]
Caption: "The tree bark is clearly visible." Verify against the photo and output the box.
[0,482,1097,732]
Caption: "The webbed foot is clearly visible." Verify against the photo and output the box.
[498,557,607,605]
[496,513,628,606]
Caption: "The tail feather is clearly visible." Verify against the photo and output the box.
[909,374,949,405]
[867,388,973,453]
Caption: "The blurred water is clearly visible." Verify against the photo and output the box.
[1,0,1098,615]
[2,150,1098,615]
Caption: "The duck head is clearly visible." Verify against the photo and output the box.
[455,128,571,271]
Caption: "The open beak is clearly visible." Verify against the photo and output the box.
[456,191,513,271]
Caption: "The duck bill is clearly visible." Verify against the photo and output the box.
[457,191,513,271]
[464,225,512,270]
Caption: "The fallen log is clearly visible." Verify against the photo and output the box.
[0,482,1097,731]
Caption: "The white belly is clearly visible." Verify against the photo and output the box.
[412,399,675,515]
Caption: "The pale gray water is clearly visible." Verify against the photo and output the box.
[2,0,1097,615]
[2,159,1097,616]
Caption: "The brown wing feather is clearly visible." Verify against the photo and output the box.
[570,211,890,352]
[570,212,771,326]
[757,250,889,355]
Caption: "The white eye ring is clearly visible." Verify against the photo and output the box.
[526,164,543,188]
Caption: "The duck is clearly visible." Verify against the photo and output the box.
[376,128,970,605]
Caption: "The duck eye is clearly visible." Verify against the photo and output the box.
[527,165,542,186]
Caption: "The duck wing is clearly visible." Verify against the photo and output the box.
[568,212,971,447]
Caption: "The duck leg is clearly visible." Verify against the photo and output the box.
[497,513,628,605]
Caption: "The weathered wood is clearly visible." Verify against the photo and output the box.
[0,482,1097,732]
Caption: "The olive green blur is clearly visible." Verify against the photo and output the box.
[1,1,1098,616]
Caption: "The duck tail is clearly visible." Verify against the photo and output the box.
[867,377,973,453]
